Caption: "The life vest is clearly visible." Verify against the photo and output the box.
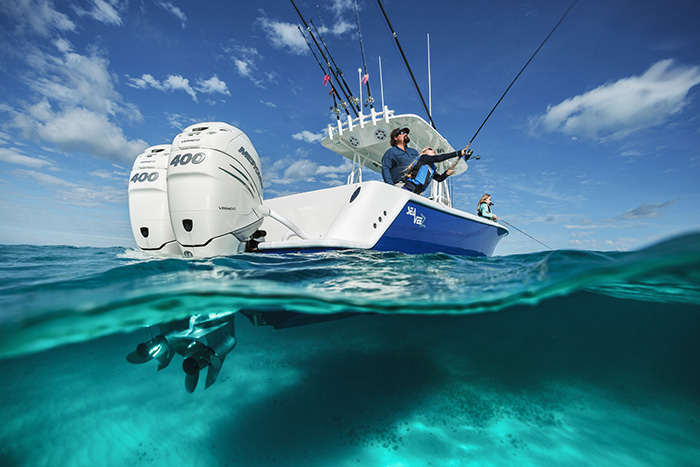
[404,157,435,193]
[477,202,491,217]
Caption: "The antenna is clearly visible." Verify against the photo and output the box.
[379,56,385,110]
[427,33,432,117]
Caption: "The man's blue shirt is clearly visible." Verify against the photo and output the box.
[381,146,419,184]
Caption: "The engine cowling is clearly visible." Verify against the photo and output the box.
[128,144,182,254]
[167,122,265,257]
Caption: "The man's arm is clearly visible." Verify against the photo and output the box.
[381,150,395,183]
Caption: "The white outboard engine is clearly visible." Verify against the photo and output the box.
[167,122,265,257]
[128,145,182,254]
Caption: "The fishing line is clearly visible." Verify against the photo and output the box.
[499,219,553,251]
[467,0,580,146]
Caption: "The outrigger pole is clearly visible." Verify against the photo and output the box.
[290,0,360,117]
[298,26,348,117]
[376,0,436,129]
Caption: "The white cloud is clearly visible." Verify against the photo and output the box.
[156,0,187,29]
[317,159,352,175]
[257,16,308,55]
[128,73,201,102]
[7,45,148,164]
[234,59,253,78]
[260,100,277,108]
[77,0,125,26]
[0,0,76,37]
[89,168,126,180]
[14,102,148,164]
[13,168,125,207]
[197,76,230,96]
[163,75,198,102]
[533,60,700,141]
[292,130,323,143]
[0,148,53,169]
[284,159,318,180]
[127,73,161,90]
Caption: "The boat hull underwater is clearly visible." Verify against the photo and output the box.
[128,112,508,258]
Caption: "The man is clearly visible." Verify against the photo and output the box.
[381,127,419,186]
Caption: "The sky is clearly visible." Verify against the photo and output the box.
[0,0,699,255]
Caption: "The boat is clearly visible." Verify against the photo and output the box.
[127,107,509,258]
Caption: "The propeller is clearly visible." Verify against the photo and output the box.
[182,346,215,393]
[126,335,174,370]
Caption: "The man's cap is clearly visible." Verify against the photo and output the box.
[390,127,410,139]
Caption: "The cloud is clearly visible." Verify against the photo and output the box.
[163,75,198,102]
[0,0,76,37]
[292,130,323,143]
[155,0,187,29]
[76,0,125,26]
[257,16,308,55]
[619,200,679,219]
[260,100,277,108]
[13,103,148,163]
[89,168,126,180]
[0,148,54,169]
[13,168,125,207]
[234,59,253,78]
[223,45,266,88]
[128,73,231,101]
[197,76,230,96]
[284,159,319,180]
[533,60,700,141]
[7,45,148,164]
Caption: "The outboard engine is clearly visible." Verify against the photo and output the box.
[167,122,265,257]
[128,144,182,254]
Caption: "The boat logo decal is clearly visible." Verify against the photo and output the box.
[238,146,263,187]
[406,206,426,228]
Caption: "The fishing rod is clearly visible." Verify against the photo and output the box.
[447,1,580,197]
[310,8,359,110]
[467,0,580,147]
[309,19,362,114]
[311,7,343,118]
[499,219,553,251]
[298,26,348,117]
[375,0,436,129]
[289,0,360,117]
[353,0,374,109]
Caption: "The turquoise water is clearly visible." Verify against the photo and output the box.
[0,233,699,466]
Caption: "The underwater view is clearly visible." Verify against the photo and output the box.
[1,233,699,466]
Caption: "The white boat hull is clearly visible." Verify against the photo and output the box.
[260,181,507,256]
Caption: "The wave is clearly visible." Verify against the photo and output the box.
[0,232,698,357]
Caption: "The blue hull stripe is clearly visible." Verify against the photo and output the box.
[373,201,507,256]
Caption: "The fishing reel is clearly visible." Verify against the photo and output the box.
[462,149,481,161]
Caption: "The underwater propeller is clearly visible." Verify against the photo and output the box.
[182,345,219,393]
[126,335,175,371]
[126,313,237,393]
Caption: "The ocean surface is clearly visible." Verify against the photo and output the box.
[1,233,699,466]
